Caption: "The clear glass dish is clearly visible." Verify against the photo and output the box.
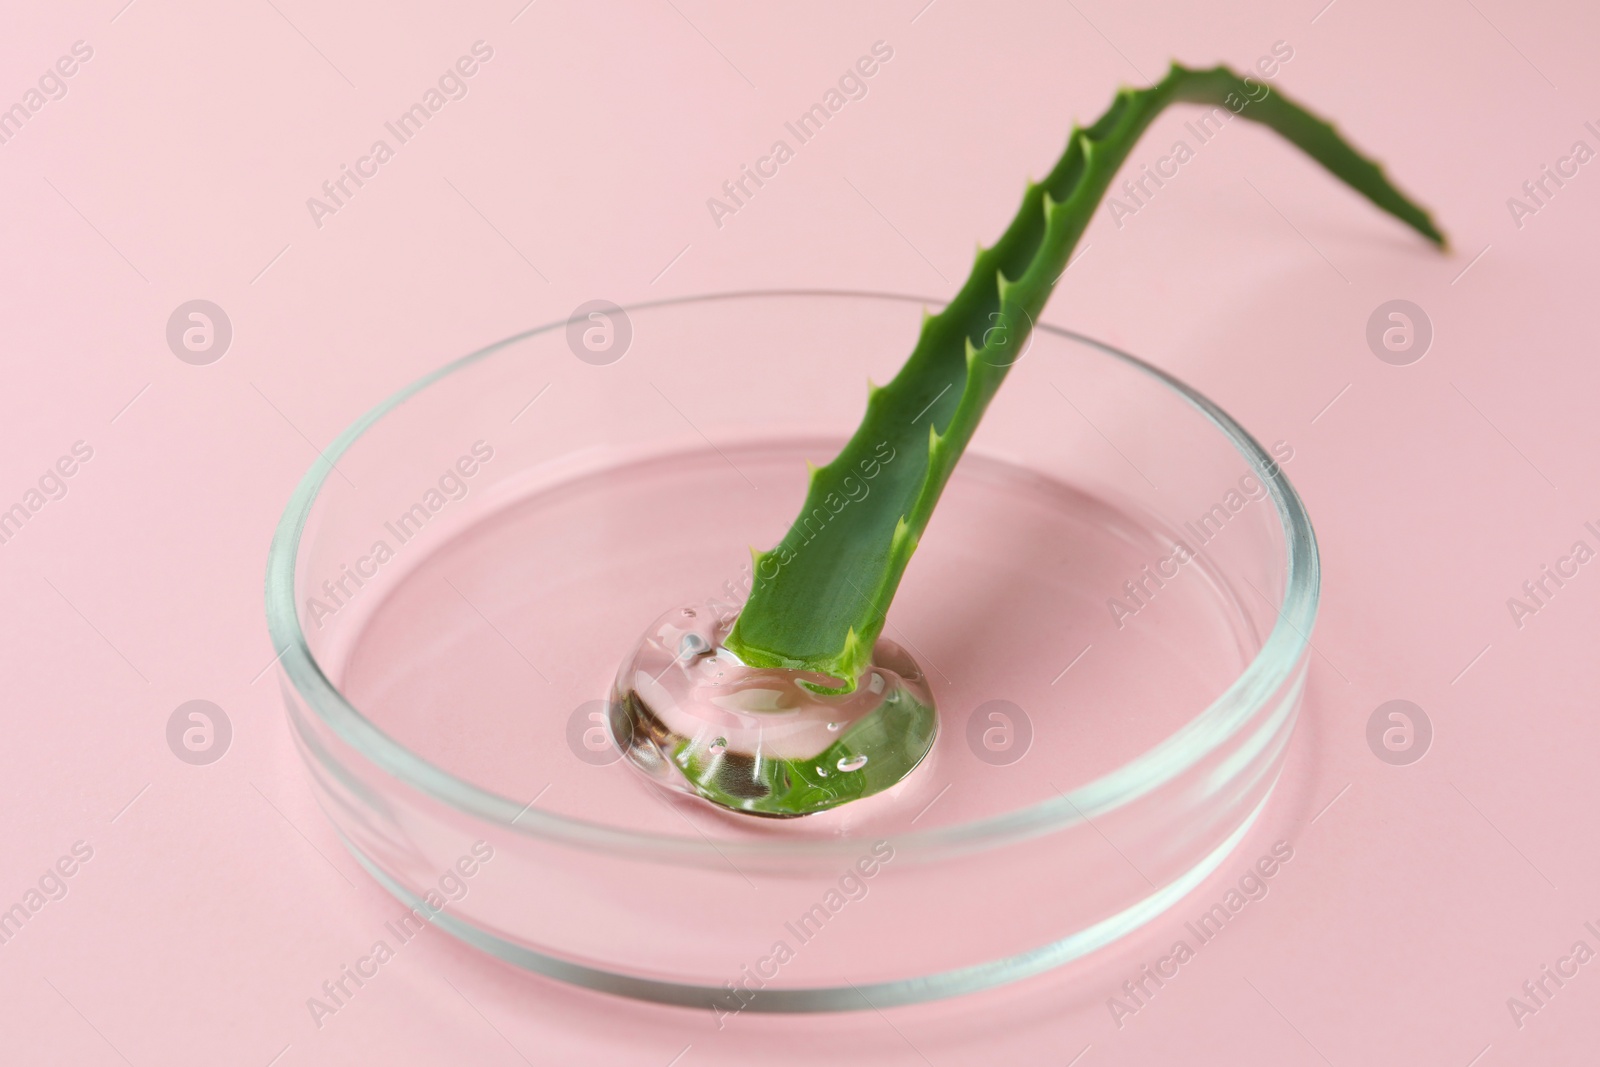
[264,290,1316,1011]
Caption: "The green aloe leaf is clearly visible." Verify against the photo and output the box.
[725,63,1446,689]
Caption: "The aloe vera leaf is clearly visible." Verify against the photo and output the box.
[725,63,1446,689]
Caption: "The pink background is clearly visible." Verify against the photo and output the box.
[3,0,1596,1063]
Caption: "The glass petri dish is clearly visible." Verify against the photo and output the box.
[264,290,1316,1011]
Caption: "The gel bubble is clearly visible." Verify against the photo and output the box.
[611,599,937,817]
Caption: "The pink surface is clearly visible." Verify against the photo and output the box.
[2,0,1594,1063]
